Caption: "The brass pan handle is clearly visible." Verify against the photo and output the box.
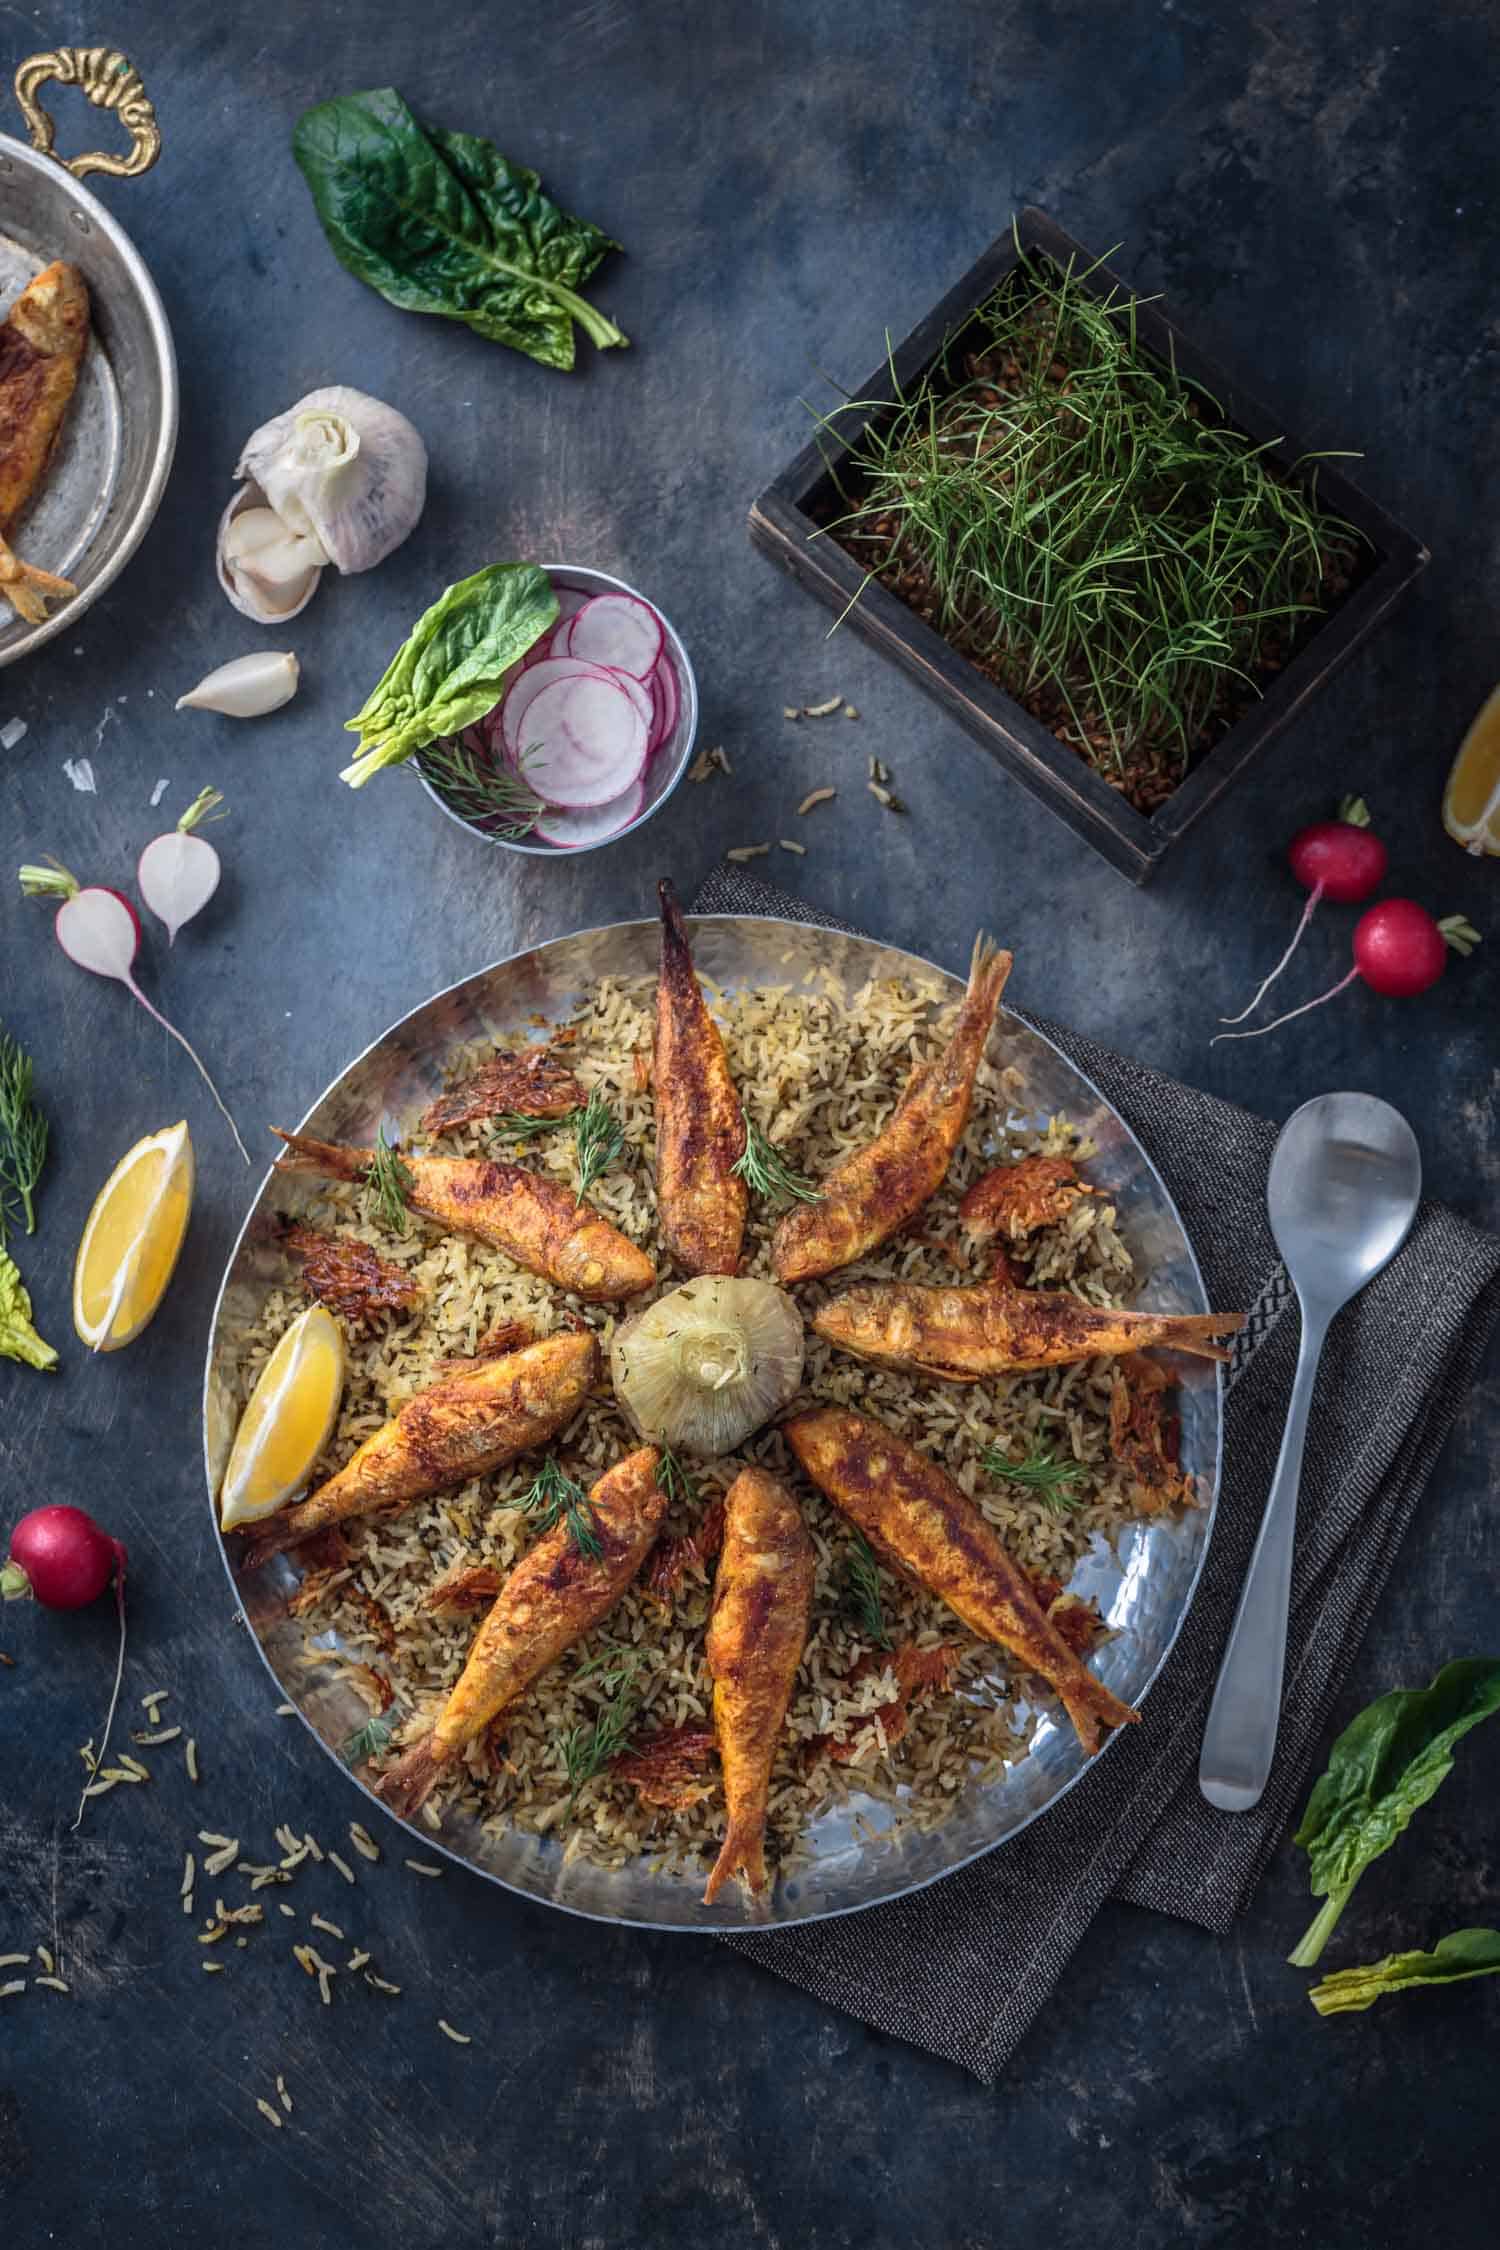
[13,46,161,181]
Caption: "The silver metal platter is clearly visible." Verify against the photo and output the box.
[0,53,176,668]
[203,917,1223,1930]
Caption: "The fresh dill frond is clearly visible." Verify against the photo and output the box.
[731,1118,822,1207]
[492,1110,567,1143]
[563,1651,643,1798]
[415,732,545,840]
[845,1531,891,1649]
[511,1455,602,1557]
[363,1127,414,1238]
[571,1087,625,1200]
[0,1023,48,1246]
[341,1713,395,1766]
[655,1445,698,1508]
[983,1440,1084,1513]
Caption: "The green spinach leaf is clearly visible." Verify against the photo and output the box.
[293,88,627,370]
[1289,1657,1500,1967]
[1309,1926,1500,2016]
[341,562,558,787]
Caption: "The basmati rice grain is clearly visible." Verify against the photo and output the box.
[277,2075,292,2114]
[404,1860,442,1879]
[133,1726,181,1745]
[364,1973,401,1995]
[35,1946,53,1973]
[179,1853,195,1897]
[255,2098,283,2129]
[0,1980,25,1998]
[185,1739,200,1782]
[202,1962,224,1974]
[346,1949,370,1971]
[328,1852,355,1886]
[0,1954,28,1970]
[34,1977,69,1994]
[437,2020,471,2045]
[348,1823,380,1862]
[310,1915,344,1940]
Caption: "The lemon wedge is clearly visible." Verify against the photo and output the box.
[73,1121,195,1352]
[1442,683,1500,856]
[219,1304,345,1531]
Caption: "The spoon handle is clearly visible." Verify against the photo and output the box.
[1199,1303,1330,1813]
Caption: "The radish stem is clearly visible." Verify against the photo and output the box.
[72,1548,128,1833]
[1219,880,1325,1025]
[1211,966,1360,1044]
[121,975,251,1163]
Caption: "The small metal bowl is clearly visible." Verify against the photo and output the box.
[0,48,176,669]
[416,563,699,856]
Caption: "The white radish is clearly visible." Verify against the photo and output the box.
[17,859,250,1164]
[138,787,225,944]
[566,592,664,680]
[498,656,616,764]
[176,651,300,718]
[517,674,649,807]
[533,779,645,848]
[648,656,679,757]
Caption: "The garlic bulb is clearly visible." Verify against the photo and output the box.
[611,1278,805,1458]
[217,386,426,622]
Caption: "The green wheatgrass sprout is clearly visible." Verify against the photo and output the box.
[817,236,1362,807]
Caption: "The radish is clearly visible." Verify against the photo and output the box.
[1220,797,1389,1025]
[1213,901,1480,1044]
[498,655,612,763]
[18,859,251,1163]
[3,1504,129,1831]
[137,786,225,944]
[648,656,679,757]
[518,673,649,807]
[566,592,664,680]
[533,778,645,848]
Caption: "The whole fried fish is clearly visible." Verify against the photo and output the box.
[234,1330,598,1568]
[0,261,89,623]
[784,1407,1139,1756]
[272,1130,655,1301]
[772,934,1012,1286]
[814,1276,1243,1379]
[373,1445,666,1818]
[653,879,748,1275]
[703,1466,814,1904]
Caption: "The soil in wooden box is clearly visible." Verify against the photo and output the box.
[812,246,1368,815]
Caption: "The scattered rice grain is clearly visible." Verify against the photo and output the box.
[348,1822,381,1862]
[310,1915,345,1940]
[201,1961,224,1974]
[277,2075,292,2113]
[437,2019,471,2046]
[797,787,836,815]
[404,1860,443,1879]
[203,1842,238,1878]
[0,1954,29,1970]
[804,694,844,718]
[328,1851,355,1886]
[132,1726,181,1745]
[185,1738,200,1783]
[35,1945,53,1974]
[725,844,769,863]
[34,1977,68,1994]
[346,1948,371,1971]
[365,1972,401,1995]
[0,1980,25,1998]
[778,839,806,856]
[256,2097,283,2129]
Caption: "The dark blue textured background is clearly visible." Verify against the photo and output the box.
[2,2,1497,2243]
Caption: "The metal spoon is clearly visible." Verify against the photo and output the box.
[1199,1092,1421,1813]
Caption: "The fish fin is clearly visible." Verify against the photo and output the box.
[967,930,1013,1004]
[372,1730,447,1818]
[0,534,73,622]
[1057,1669,1140,1758]
[234,1513,313,1571]
[270,1128,367,1181]
[1156,1312,1245,1363]
[702,1818,768,1906]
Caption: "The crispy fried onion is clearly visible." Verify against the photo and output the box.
[283,1224,422,1325]
[1108,1353,1195,1513]
[812,1641,967,1763]
[644,1498,726,1603]
[419,1046,584,1134]
[959,1154,1095,1245]
[613,1725,717,1810]
[1027,1574,1106,1658]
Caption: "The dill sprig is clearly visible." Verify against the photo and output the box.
[511,1454,602,1557]
[563,1649,643,1798]
[492,1110,567,1143]
[655,1445,698,1507]
[845,1531,891,1649]
[732,1118,822,1206]
[983,1440,1084,1514]
[415,732,545,840]
[342,1712,395,1766]
[363,1127,414,1238]
[571,1087,625,1200]
[0,1023,48,1247]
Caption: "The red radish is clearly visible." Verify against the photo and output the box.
[1214,901,1480,1044]
[518,673,649,807]
[18,857,251,1163]
[648,656,679,756]
[498,655,613,761]
[551,584,590,622]
[137,786,225,944]
[1221,797,1389,1025]
[533,778,645,848]
[3,1504,129,1831]
[566,591,664,680]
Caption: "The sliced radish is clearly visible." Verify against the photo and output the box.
[566,592,663,681]
[551,584,590,622]
[520,674,648,808]
[648,656,680,757]
[605,665,654,734]
[533,779,645,848]
[499,656,617,764]
[547,618,578,659]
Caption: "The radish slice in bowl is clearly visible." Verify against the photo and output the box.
[500,656,615,763]
[648,657,680,757]
[533,779,645,848]
[567,592,664,680]
[520,673,649,807]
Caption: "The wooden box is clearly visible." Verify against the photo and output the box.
[749,208,1428,883]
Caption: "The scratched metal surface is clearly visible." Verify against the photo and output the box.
[1,1,1497,2245]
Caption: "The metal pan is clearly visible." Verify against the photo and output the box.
[202,915,1225,1932]
[0,46,175,667]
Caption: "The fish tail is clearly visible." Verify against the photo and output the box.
[966,931,1013,1009]
[1056,1667,1140,1757]
[1153,1310,1246,1363]
[702,1817,768,1906]
[371,1729,448,1818]
[235,1508,320,1571]
[657,878,700,1003]
[270,1128,367,1182]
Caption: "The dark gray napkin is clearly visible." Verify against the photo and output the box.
[694,865,1500,2082]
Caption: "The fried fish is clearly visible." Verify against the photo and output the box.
[784,1407,1139,1756]
[772,934,1012,1286]
[813,1275,1242,1379]
[653,879,748,1275]
[0,260,89,623]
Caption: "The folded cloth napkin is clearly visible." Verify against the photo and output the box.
[693,866,1500,2083]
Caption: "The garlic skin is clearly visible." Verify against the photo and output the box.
[217,489,322,623]
[176,651,300,718]
[611,1278,805,1458]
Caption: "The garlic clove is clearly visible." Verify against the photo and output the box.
[176,651,300,719]
[217,486,322,623]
